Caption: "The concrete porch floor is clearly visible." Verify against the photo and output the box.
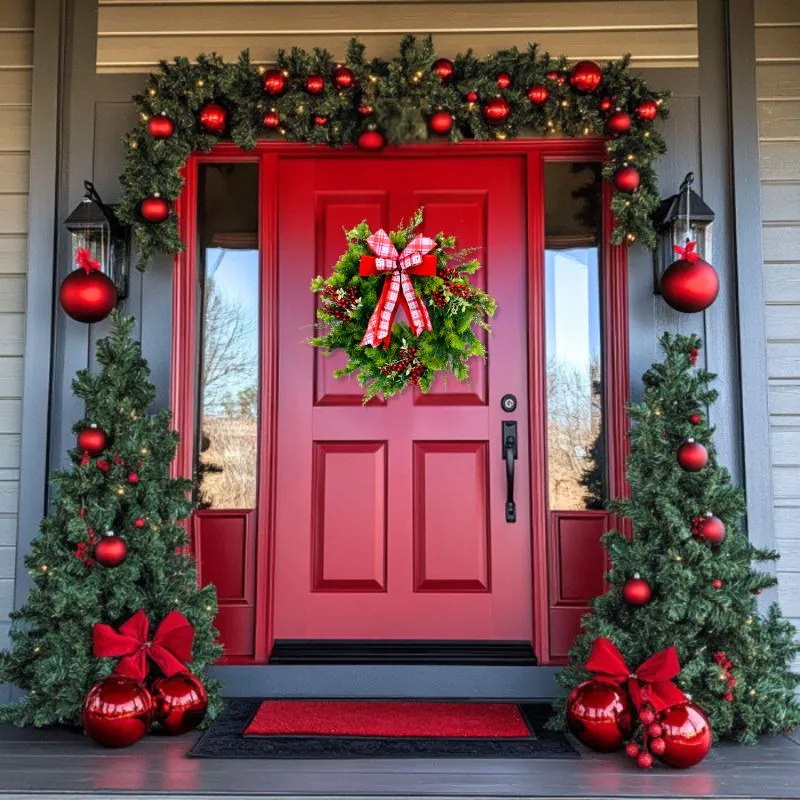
[0,722,798,800]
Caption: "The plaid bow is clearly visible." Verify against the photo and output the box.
[359,230,438,347]
[673,240,700,264]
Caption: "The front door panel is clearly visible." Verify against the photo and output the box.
[273,156,533,641]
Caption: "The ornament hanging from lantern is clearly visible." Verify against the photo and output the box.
[569,60,602,93]
[59,248,118,324]
[660,241,719,313]
[566,678,633,752]
[83,675,154,748]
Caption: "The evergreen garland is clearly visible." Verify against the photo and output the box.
[549,334,800,744]
[310,209,494,401]
[119,36,669,268]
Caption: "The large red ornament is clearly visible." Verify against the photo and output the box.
[139,195,170,224]
[570,60,602,93]
[95,532,128,568]
[623,574,652,606]
[661,243,719,313]
[305,74,325,94]
[527,84,548,105]
[332,65,355,90]
[496,72,512,89]
[429,111,454,135]
[147,115,174,139]
[677,438,708,471]
[482,97,510,125]
[613,166,640,193]
[198,102,227,134]
[262,111,280,129]
[150,673,208,735]
[83,675,153,748]
[566,678,633,752]
[77,424,107,456]
[656,702,712,768]
[433,58,455,82]
[606,111,632,136]
[636,100,659,121]
[59,249,117,324]
[263,68,287,96]
[358,129,385,150]
[692,513,726,545]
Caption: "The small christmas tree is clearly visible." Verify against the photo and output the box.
[0,314,222,727]
[553,333,800,743]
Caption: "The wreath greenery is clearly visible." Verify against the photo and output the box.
[311,209,494,401]
[118,35,669,268]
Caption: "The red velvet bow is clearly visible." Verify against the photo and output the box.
[76,248,102,273]
[93,610,194,682]
[673,240,700,264]
[585,637,687,713]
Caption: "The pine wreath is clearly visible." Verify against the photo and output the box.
[311,209,495,401]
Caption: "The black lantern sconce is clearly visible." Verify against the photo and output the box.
[652,172,715,294]
[64,181,131,299]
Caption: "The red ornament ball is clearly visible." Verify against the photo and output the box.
[527,84,548,105]
[199,103,227,135]
[358,129,386,150]
[599,97,613,112]
[677,439,709,471]
[263,68,287,96]
[77,425,108,456]
[128,472,139,484]
[649,736,667,756]
[566,678,633,752]
[637,752,654,769]
[693,514,727,545]
[147,115,174,139]
[433,58,455,82]
[606,111,632,136]
[546,70,561,83]
[59,268,117,324]
[95,533,128,568]
[150,673,208,735]
[262,111,280,129]
[689,412,703,425]
[570,60,602,93]
[83,675,153,748]
[660,256,719,313]
[713,578,724,590]
[134,518,146,529]
[613,166,640,193]
[656,702,712,768]
[496,72,512,89]
[332,65,355,90]
[482,96,510,125]
[725,691,734,702]
[358,104,374,116]
[636,100,659,121]
[466,91,478,103]
[314,115,328,127]
[429,110,454,135]
[625,742,640,758]
[139,195,170,224]
[305,74,325,94]
[623,575,652,606]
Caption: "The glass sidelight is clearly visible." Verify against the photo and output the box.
[196,163,260,509]
[543,162,605,511]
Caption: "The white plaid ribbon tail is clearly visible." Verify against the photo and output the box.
[361,231,436,347]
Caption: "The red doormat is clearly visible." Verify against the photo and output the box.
[244,700,531,738]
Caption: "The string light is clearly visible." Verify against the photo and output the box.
[116,487,125,496]
[40,564,48,573]
[561,100,569,108]
[139,112,150,123]
[369,74,378,83]
[196,79,205,88]
[644,131,651,138]
[257,65,266,75]
[583,127,590,135]
[745,616,753,625]
[675,554,683,562]
[296,105,305,114]
[496,132,507,140]
[33,647,40,654]
[147,86,157,97]
[749,689,757,696]
[205,605,213,612]
[130,141,139,150]
[140,448,149,456]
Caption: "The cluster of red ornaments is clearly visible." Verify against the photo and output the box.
[83,672,208,748]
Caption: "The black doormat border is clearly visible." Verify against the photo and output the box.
[189,699,579,759]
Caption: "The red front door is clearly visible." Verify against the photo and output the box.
[272,156,535,641]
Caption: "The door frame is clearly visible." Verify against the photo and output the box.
[170,139,629,666]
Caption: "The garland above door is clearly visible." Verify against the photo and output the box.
[118,35,669,267]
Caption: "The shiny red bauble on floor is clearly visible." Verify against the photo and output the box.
[83,675,154,748]
[150,672,209,735]
[656,702,713,768]
[660,256,719,313]
[59,268,117,324]
[566,678,633,752]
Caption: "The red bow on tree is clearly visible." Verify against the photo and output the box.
[93,610,194,682]
[76,248,102,273]
[585,637,687,713]
[673,240,700,264]
[359,230,438,347]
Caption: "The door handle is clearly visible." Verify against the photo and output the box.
[502,421,518,523]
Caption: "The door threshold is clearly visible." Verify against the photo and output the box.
[269,640,538,666]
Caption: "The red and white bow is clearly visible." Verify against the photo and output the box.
[359,230,438,347]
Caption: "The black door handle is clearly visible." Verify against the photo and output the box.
[502,421,518,523]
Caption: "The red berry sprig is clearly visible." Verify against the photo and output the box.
[320,285,359,322]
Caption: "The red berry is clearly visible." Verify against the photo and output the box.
[128,472,139,484]
[639,709,655,726]
[689,413,702,425]
[625,742,640,758]
[713,578,723,590]
[647,723,663,739]
[637,752,653,769]
[134,518,145,529]
[728,678,736,687]
[649,737,666,755]
[96,459,110,472]
[725,692,734,702]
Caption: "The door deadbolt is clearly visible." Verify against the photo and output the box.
[501,394,517,413]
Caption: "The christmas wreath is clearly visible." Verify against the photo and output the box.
[119,36,669,268]
[311,209,494,401]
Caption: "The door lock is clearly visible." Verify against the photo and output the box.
[500,393,517,413]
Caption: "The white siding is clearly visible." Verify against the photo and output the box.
[756,0,800,626]
[96,0,698,73]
